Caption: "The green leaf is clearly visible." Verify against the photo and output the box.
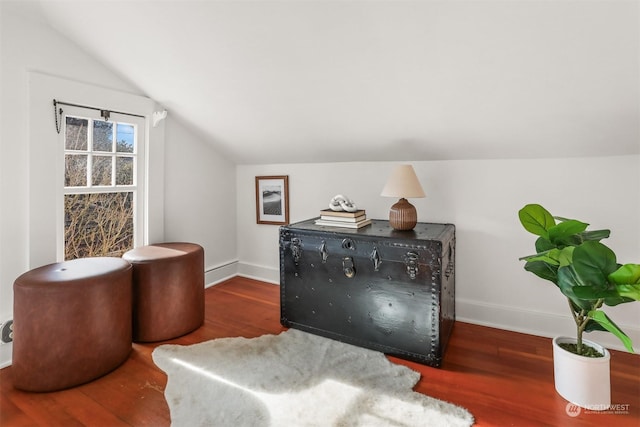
[578,290,634,307]
[609,264,640,285]
[557,229,611,247]
[524,260,558,285]
[572,286,631,306]
[523,250,560,266]
[548,220,589,245]
[571,241,618,289]
[604,265,640,302]
[556,247,575,267]
[523,247,574,267]
[578,229,611,243]
[615,284,640,301]
[519,204,555,237]
[572,285,607,299]
[588,310,635,353]
[584,319,607,333]
[557,265,594,310]
[535,236,555,253]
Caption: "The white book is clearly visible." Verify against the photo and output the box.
[314,219,373,229]
[319,215,366,223]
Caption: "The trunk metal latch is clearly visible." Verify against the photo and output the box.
[404,251,419,279]
[342,257,356,278]
[444,243,454,279]
[319,241,329,263]
[291,238,301,264]
[341,238,356,250]
[370,247,382,271]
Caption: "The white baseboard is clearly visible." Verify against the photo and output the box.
[456,298,640,353]
[236,262,280,285]
[0,343,11,369]
[205,259,240,287]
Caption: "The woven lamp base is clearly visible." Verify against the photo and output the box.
[388,198,417,231]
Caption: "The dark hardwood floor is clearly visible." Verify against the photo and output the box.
[1,276,639,426]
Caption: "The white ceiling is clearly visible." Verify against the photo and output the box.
[36,0,639,164]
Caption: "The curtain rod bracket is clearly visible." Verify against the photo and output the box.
[152,110,167,127]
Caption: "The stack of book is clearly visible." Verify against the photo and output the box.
[315,209,372,229]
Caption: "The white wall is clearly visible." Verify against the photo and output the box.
[237,156,640,352]
[163,117,238,285]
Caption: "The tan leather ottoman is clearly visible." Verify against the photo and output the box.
[12,257,132,392]
[122,242,204,342]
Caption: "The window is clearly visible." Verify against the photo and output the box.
[62,107,145,260]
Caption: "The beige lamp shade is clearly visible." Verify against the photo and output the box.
[381,165,425,198]
[381,165,425,231]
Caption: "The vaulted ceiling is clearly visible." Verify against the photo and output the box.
[36,1,638,164]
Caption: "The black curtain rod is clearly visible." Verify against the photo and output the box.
[53,99,146,119]
[53,99,146,134]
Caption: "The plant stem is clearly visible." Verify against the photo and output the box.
[568,298,604,355]
[577,312,588,354]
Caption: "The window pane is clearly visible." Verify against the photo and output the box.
[92,155,112,186]
[65,117,88,150]
[116,157,133,185]
[65,154,87,187]
[116,123,135,153]
[93,120,113,152]
[64,192,133,260]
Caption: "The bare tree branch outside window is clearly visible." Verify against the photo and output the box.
[64,116,136,260]
[64,193,133,259]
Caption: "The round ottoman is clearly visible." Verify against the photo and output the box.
[122,242,204,342]
[12,257,132,392]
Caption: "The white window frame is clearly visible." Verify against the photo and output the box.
[58,106,146,260]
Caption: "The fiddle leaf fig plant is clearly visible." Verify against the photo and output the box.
[518,204,640,356]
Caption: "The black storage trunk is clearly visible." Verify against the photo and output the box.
[279,218,455,367]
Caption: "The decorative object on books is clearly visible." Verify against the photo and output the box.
[255,176,289,225]
[152,329,474,427]
[328,194,358,212]
[518,203,640,409]
[381,164,425,231]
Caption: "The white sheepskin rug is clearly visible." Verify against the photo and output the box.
[152,329,474,427]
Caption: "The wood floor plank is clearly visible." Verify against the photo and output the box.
[1,276,638,426]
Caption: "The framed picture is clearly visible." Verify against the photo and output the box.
[255,175,289,225]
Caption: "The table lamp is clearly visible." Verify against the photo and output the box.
[381,164,425,231]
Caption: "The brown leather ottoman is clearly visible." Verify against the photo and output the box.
[122,242,204,342]
[12,257,132,392]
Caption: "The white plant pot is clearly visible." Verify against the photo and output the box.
[552,336,611,410]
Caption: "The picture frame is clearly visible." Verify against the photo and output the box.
[255,175,289,225]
